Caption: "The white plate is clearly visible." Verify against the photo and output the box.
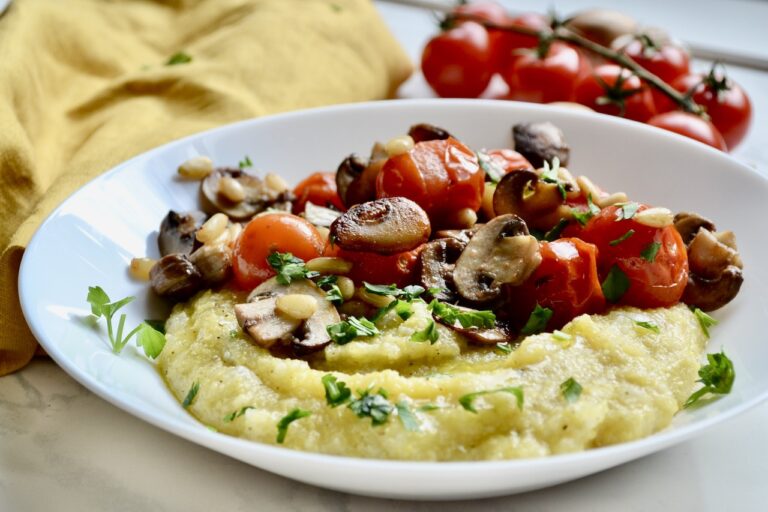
[19,99,768,500]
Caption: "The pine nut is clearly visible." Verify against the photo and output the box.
[595,192,628,208]
[316,226,330,243]
[178,156,214,179]
[218,176,246,203]
[453,207,478,229]
[264,172,290,193]
[129,257,156,281]
[357,287,394,308]
[481,183,496,219]
[305,257,353,274]
[385,135,415,157]
[634,207,673,228]
[576,175,601,201]
[275,294,318,320]
[336,276,355,300]
[196,213,228,244]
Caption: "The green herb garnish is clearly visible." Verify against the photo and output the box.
[267,252,319,285]
[602,265,630,303]
[429,300,496,329]
[693,308,719,339]
[182,381,200,409]
[572,195,601,227]
[144,319,166,334]
[560,378,583,403]
[411,319,439,344]
[476,150,505,183]
[166,51,192,65]
[321,374,351,407]
[419,404,442,412]
[634,320,660,334]
[495,342,513,354]
[459,387,524,413]
[616,202,640,221]
[609,229,635,246]
[640,242,661,262]
[326,316,379,345]
[396,401,420,432]
[540,158,567,200]
[348,389,394,426]
[276,408,311,443]
[238,155,253,169]
[325,284,344,305]
[521,304,553,335]
[223,406,255,422]
[363,282,425,301]
[684,351,735,408]
[543,218,570,242]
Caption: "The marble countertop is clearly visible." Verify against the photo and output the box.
[3,1,768,510]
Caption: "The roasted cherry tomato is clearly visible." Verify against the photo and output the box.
[486,148,532,173]
[376,137,484,227]
[506,238,605,330]
[233,213,324,289]
[422,21,494,98]
[338,246,423,288]
[292,171,345,214]
[647,111,728,151]
[579,204,688,308]
[619,35,690,84]
[670,70,752,149]
[453,1,511,72]
[503,42,582,104]
[574,64,656,122]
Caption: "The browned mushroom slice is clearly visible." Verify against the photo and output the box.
[200,168,275,220]
[512,122,570,169]
[493,169,569,231]
[453,214,542,302]
[434,225,482,245]
[682,226,744,311]
[330,197,431,254]
[235,295,301,349]
[189,243,232,285]
[419,238,466,302]
[149,254,203,300]
[683,268,743,313]
[433,304,513,345]
[335,154,367,206]
[158,210,206,256]
[408,123,452,143]
[673,211,717,245]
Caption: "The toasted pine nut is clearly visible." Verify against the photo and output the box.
[218,176,246,203]
[129,257,156,281]
[595,192,629,208]
[576,176,601,201]
[482,183,496,219]
[316,226,330,243]
[336,276,355,300]
[453,207,478,229]
[634,207,673,228]
[385,135,415,157]
[305,257,353,274]
[357,287,394,308]
[197,213,228,244]
[264,172,290,193]
[178,156,213,179]
[276,294,318,320]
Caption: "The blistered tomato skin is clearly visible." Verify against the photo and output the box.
[233,213,324,290]
[580,204,689,308]
[338,246,423,288]
[376,137,484,228]
[292,171,345,214]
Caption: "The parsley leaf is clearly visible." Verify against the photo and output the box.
[476,150,505,183]
[363,282,425,301]
[459,387,524,413]
[634,320,660,334]
[602,265,630,303]
[411,319,439,344]
[429,300,496,329]
[684,351,735,408]
[396,401,420,432]
[182,381,200,409]
[223,406,255,422]
[315,275,338,288]
[395,300,414,320]
[276,408,311,443]
[521,304,553,335]
[543,218,570,242]
[144,319,166,334]
[136,322,166,359]
[325,284,344,305]
[560,378,583,403]
[609,229,635,246]
[348,389,394,426]
[495,342,513,354]
[640,242,661,262]
[327,316,379,345]
[238,155,253,169]
[321,374,351,407]
[267,252,319,285]
[616,202,640,221]
[166,51,192,65]
[693,308,719,339]
[540,158,567,200]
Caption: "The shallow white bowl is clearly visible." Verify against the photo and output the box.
[19,99,768,500]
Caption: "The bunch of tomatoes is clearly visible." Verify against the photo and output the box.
[421,2,752,151]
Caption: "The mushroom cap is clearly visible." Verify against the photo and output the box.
[683,266,743,312]
[453,214,542,303]
[158,210,206,257]
[419,237,466,302]
[512,122,570,169]
[408,123,452,143]
[673,211,716,245]
[330,197,431,254]
[149,254,202,300]
[200,168,280,221]
[493,168,571,231]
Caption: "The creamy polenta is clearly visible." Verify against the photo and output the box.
[158,290,706,461]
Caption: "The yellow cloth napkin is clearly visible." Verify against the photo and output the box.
[0,0,411,375]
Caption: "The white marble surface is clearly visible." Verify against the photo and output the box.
[3,1,768,510]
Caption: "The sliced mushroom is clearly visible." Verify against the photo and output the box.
[335,154,367,206]
[158,210,206,257]
[330,197,431,254]
[434,225,482,245]
[433,308,513,345]
[419,238,467,302]
[453,214,542,302]
[189,242,232,285]
[673,211,716,245]
[512,122,570,169]
[683,267,743,313]
[493,168,571,231]
[303,201,342,228]
[408,123,452,143]
[149,254,203,300]
[200,168,281,221]
[237,278,340,353]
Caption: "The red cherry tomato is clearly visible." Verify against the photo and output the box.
[486,148,532,173]
[620,36,690,84]
[292,171,345,214]
[422,21,493,98]
[574,64,656,122]
[579,204,689,308]
[453,2,511,72]
[338,246,423,288]
[496,12,550,70]
[376,137,484,227]
[506,238,606,330]
[670,71,752,149]
[503,42,581,103]
[233,213,325,290]
[647,111,728,151]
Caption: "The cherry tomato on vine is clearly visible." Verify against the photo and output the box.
[647,111,728,151]
[338,246,423,288]
[453,1,511,72]
[579,204,688,309]
[503,42,582,104]
[670,70,752,149]
[292,171,345,214]
[506,238,606,330]
[233,213,325,289]
[619,35,690,84]
[376,137,484,227]
[574,64,656,122]
[422,21,494,98]
[496,12,551,71]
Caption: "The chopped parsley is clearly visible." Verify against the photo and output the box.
[634,320,660,334]
[495,342,513,354]
[684,351,735,408]
[572,194,602,226]
[419,404,442,412]
[640,242,661,262]
[429,300,496,329]
[315,274,338,288]
[223,406,255,422]
[692,307,719,339]
[363,282,425,301]
[411,319,439,344]
[321,374,351,407]
[543,218,570,242]
[395,401,420,432]
[540,157,567,200]
[166,51,192,65]
[459,387,524,413]
[182,381,200,409]
[238,155,253,169]
[325,284,344,305]
[276,408,311,443]
[229,329,239,339]
[602,265,630,303]
[348,389,394,426]
[560,378,583,403]
[609,229,635,246]
[476,150,505,183]
[326,316,379,345]
[267,252,319,285]
[144,319,166,334]
[521,304,553,336]
[616,202,640,221]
